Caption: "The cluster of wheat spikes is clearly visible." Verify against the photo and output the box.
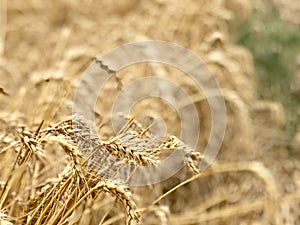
[0,115,203,225]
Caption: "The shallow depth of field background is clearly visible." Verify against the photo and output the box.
[0,0,299,224]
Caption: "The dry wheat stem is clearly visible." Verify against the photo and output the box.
[146,161,278,210]
[170,199,264,224]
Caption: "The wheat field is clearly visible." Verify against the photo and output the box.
[0,0,299,224]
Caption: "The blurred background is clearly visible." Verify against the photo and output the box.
[230,0,300,153]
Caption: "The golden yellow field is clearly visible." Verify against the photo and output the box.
[0,0,299,224]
